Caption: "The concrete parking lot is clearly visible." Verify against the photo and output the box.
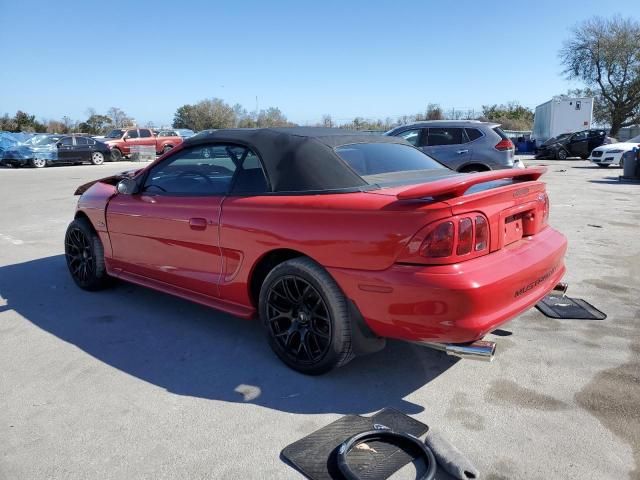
[0,158,638,479]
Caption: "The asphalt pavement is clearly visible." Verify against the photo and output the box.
[0,158,638,479]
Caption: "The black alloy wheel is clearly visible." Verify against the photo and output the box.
[66,226,95,283]
[64,218,110,291]
[556,149,568,160]
[266,275,332,365]
[259,257,354,374]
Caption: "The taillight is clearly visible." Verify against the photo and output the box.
[495,139,514,151]
[412,213,490,264]
[420,221,454,258]
[542,193,550,223]
[475,216,488,250]
[456,218,473,255]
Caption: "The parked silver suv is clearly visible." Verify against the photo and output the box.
[385,120,518,172]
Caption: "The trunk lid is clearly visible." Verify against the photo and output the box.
[384,167,549,257]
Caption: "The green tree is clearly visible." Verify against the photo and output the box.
[172,104,196,129]
[560,16,640,136]
[172,98,236,130]
[480,102,534,130]
[78,114,112,134]
[255,107,291,127]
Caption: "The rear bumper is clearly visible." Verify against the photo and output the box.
[329,226,567,343]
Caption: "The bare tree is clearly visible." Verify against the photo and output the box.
[107,107,133,128]
[426,104,444,120]
[321,114,334,128]
[560,16,640,136]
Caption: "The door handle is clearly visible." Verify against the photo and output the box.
[189,217,208,230]
[456,149,469,154]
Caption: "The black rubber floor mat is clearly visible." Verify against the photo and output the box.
[536,294,606,320]
[282,408,428,480]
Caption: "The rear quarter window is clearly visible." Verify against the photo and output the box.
[335,143,445,177]
[465,128,483,141]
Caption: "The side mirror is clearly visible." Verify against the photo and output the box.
[56,142,62,148]
[116,177,138,195]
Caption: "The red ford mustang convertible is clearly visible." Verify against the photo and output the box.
[66,128,567,374]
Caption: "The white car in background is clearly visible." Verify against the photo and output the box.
[589,134,640,168]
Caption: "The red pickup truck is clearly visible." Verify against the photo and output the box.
[102,128,184,161]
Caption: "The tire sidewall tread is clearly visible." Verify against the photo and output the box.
[65,218,110,291]
[259,257,353,375]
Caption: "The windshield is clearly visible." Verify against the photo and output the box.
[176,129,195,137]
[335,143,446,183]
[23,135,59,146]
[105,129,124,139]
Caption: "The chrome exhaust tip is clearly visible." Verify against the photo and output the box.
[552,282,568,295]
[418,340,496,362]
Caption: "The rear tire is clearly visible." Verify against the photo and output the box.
[31,157,47,168]
[91,152,105,165]
[64,218,110,291]
[162,144,173,154]
[110,148,122,162]
[597,164,609,168]
[259,257,353,375]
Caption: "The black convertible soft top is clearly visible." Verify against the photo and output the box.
[182,127,412,192]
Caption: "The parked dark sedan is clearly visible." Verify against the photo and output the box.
[535,129,614,160]
[1,134,112,168]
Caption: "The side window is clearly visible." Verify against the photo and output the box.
[126,129,139,139]
[60,137,73,146]
[139,129,152,138]
[87,138,96,145]
[571,131,587,141]
[397,129,422,147]
[427,128,464,146]
[75,136,88,145]
[143,144,238,195]
[230,148,269,194]
[465,128,483,142]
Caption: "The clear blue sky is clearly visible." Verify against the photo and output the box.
[0,0,637,126]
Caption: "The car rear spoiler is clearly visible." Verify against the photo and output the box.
[396,167,547,201]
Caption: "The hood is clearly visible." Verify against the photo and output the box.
[74,169,142,195]
[592,140,640,152]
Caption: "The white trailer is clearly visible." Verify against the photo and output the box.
[532,97,594,145]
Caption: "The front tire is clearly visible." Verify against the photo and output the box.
[556,149,568,160]
[91,152,105,165]
[259,257,353,375]
[64,218,110,291]
[597,164,609,168]
[110,148,122,162]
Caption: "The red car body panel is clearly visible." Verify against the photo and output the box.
[75,153,567,345]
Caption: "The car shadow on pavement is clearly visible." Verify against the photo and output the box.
[0,255,457,415]
[589,178,640,185]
